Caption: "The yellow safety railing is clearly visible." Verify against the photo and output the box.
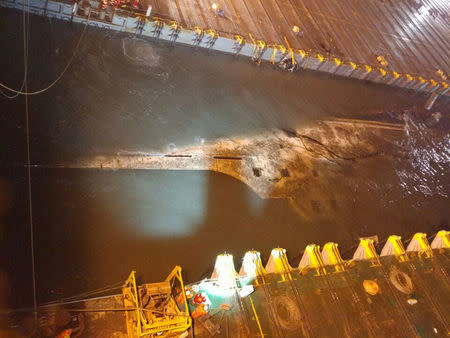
[270,45,278,64]
[322,242,345,272]
[266,248,293,281]
[353,238,380,266]
[235,34,244,45]
[300,244,326,275]
[431,230,450,249]
[407,233,433,258]
[381,235,408,262]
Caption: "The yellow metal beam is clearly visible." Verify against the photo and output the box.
[407,233,433,258]
[431,230,450,249]
[249,295,264,338]
[381,235,407,262]
[322,242,345,272]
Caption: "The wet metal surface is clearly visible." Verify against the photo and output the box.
[2,0,449,93]
[155,0,450,84]
[9,247,450,337]
[194,251,450,337]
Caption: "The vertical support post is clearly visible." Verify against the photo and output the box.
[70,0,77,24]
[43,0,49,16]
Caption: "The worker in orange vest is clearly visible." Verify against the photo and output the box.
[193,293,206,305]
[191,304,208,319]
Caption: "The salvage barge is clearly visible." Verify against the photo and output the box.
[6,230,450,337]
[1,0,449,97]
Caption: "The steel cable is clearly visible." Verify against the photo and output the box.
[0,0,30,99]
[0,11,91,96]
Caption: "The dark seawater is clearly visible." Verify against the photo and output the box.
[0,8,449,308]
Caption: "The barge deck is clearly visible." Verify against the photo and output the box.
[6,231,450,337]
[1,0,449,96]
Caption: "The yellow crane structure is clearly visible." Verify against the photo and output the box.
[122,267,191,337]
